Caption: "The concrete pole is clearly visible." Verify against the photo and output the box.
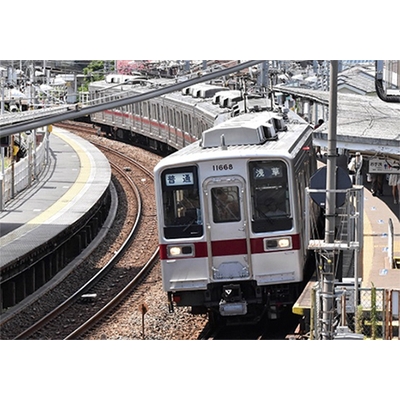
[0,71,5,210]
[11,134,15,199]
[1,75,4,115]
[325,61,338,244]
[354,187,364,311]
[33,129,37,180]
[257,61,269,88]
[0,147,4,210]
[321,60,338,340]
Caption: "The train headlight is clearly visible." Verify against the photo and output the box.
[264,237,292,251]
[277,238,291,248]
[167,244,194,258]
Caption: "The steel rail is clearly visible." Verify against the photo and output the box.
[13,159,143,339]
[64,248,159,340]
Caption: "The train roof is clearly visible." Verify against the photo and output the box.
[155,110,312,171]
[89,77,230,119]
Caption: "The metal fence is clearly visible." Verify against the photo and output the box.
[310,285,400,340]
[1,130,48,206]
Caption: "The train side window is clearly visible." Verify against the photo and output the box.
[161,166,203,239]
[188,114,192,135]
[183,114,190,133]
[176,111,181,130]
[249,160,292,233]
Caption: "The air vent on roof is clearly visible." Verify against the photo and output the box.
[213,90,242,108]
[212,93,222,105]
[259,123,278,140]
[272,116,287,132]
[181,84,229,99]
[192,88,202,98]
[231,104,240,117]
[197,85,228,99]
[202,126,265,148]
[201,112,278,148]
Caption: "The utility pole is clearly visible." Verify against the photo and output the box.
[320,60,338,340]
[257,61,269,88]
[1,68,6,210]
[0,68,5,115]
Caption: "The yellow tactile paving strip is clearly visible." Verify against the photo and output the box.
[25,128,93,226]
[0,128,95,249]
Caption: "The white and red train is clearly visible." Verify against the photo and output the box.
[88,74,320,324]
[154,109,320,324]
[88,74,232,154]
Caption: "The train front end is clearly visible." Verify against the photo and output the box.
[154,110,315,324]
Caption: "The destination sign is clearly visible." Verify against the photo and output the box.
[165,172,194,186]
[253,165,283,179]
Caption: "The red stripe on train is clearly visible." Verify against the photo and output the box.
[103,109,197,143]
[159,234,301,260]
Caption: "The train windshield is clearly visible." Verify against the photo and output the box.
[161,166,203,239]
[249,160,292,233]
[211,186,241,223]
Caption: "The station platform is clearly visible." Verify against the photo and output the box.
[0,127,111,269]
[362,182,400,289]
[293,178,400,316]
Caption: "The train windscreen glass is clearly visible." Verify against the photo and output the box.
[211,186,241,223]
[249,160,292,233]
[161,166,203,239]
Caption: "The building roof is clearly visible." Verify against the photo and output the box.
[274,85,400,157]
[337,64,376,95]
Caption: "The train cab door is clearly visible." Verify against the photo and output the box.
[203,176,253,283]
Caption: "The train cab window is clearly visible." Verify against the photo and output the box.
[249,160,292,233]
[161,166,203,239]
[211,186,241,223]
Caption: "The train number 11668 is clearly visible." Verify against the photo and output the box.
[212,163,234,171]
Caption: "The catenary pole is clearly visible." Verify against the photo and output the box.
[321,60,338,340]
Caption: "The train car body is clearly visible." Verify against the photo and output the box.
[154,108,319,324]
[88,78,234,154]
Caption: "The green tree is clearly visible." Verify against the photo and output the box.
[80,60,114,91]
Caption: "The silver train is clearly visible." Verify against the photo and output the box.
[154,109,321,324]
[89,75,320,324]
[88,74,240,154]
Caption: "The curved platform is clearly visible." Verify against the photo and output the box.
[0,127,111,312]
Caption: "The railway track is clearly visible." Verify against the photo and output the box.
[0,122,163,339]
[198,307,301,340]
[8,120,300,340]
[13,155,157,339]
